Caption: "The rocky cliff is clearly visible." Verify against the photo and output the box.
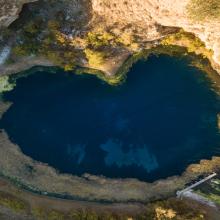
[0,0,37,27]
[91,0,220,69]
[0,0,220,77]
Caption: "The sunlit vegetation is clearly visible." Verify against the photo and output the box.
[28,198,208,219]
[28,199,207,220]
[11,18,216,88]
[12,19,77,71]
[11,11,140,75]
[0,192,28,213]
[86,31,115,49]
[12,20,125,72]
[0,185,209,220]
[10,8,215,88]
[161,30,213,59]
[187,0,220,21]
[0,76,16,93]
[84,48,106,68]
[116,32,139,51]
[86,30,139,51]
[110,50,148,85]
[133,198,206,220]
[194,177,220,205]
[197,190,220,205]
[155,207,177,219]
[84,30,139,71]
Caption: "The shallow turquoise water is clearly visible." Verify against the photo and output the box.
[1,55,220,181]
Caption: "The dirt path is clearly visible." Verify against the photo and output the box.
[0,177,145,216]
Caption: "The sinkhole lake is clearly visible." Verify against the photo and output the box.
[1,55,220,182]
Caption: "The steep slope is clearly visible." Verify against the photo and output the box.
[0,0,219,77]
[0,0,37,27]
[91,0,220,69]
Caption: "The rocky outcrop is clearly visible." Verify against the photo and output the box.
[91,0,220,69]
[0,0,220,76]
[0,0,37,27]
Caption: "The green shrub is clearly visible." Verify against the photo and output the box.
[161,30,213,58]
[12,18,77,71]
[0,76,16,93]
[86,31,114,49]
[85,49,106,67]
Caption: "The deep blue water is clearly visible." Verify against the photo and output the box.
[1,55,220,182]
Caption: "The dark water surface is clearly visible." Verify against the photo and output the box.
[1,55,220,182]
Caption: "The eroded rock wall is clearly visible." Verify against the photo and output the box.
[0,0,37,27]
[91,0,220,67]
[0,0,220,75]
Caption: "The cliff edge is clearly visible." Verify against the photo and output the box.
[0,0,220,77]
[0,0,37,27]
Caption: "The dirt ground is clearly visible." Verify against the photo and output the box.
[0,177,220,219]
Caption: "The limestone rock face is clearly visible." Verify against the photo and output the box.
[0,0,220,72]
[91,0,220,66]
[0,0,37,27]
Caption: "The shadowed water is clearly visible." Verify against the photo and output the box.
[1,55,220,182]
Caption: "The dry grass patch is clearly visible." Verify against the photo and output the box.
[187,0,220,21]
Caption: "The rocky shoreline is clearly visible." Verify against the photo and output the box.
[1,124,220,203]
[0,63,220,203]
[0,41,220,203]
[0,0,220,207]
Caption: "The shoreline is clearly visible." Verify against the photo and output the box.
[1,176,218,220]
[1,123,220,204]
[0,41,220,204]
